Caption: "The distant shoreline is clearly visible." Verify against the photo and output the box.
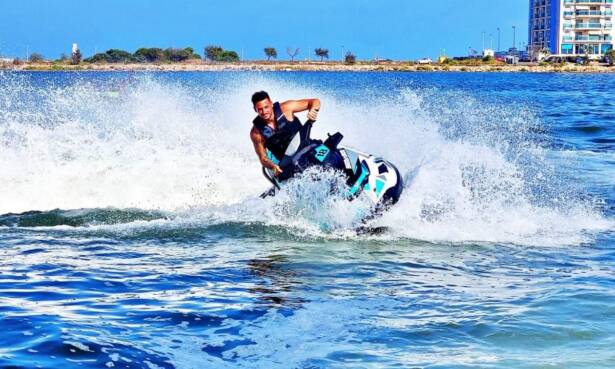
[2,60,615,73]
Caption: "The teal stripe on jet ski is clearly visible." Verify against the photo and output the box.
[374,179,386,197]
[314,145,330,162]
[348,163,369,196]
[266,150,280,165]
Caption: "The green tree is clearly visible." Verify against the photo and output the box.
[134,48,165,63]
[183,47,201,59]
[84,49,135,63]
[84,53,111,63]
[106,49,135,63]
[29,53,44,62]
[286,47,300,62]
[164,48,193,62]
[314,48,329,61]
[57,53,70,62]
[219,50,239,62]
[605,48,615,66]
[344,51,356,65]
[581,44,590,65]
[264,47,277,60]
[204,45,224,61]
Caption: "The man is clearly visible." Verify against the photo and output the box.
[250,91,320,176]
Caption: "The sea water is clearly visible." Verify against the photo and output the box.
[0,71,613,368]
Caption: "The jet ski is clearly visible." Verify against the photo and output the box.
[260,119,403,212]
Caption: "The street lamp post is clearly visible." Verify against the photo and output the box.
[497,27,501,52]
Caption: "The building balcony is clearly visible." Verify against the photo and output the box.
[574,35,610,40]
[567,0,613,4]
[574,10,613,16]
[574,22,610,29]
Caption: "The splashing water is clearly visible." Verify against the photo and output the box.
[0,72,610,246]
[1,71,615,369]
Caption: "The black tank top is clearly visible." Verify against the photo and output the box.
[252,102,302,161]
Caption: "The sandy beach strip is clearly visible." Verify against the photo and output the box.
[2,60,615,73]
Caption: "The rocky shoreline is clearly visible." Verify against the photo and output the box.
[2,60,615,73]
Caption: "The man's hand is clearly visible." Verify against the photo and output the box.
[307,108,319,121]
[273,164,283,176]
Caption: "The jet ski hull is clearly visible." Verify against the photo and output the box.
[260,122,403,210]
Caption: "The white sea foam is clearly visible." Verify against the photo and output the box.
[0,72,611,245]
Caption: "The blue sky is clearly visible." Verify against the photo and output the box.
[0,0,528,60]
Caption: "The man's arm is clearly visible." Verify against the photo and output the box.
[250,127,283,176]
[280,98,321,121]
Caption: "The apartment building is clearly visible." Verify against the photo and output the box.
[529,0,614,58]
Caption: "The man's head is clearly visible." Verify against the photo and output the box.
[252,91,273,121]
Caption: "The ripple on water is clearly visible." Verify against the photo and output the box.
[0,72,613,368]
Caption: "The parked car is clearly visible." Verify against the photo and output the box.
[575,57,588,65]
[417,58,433,64]
[543,55,567,63]
[505,55,519,65]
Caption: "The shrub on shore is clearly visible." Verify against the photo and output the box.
[219,50,239,62]
[344,51,356,65]
[439,58,498,66]
[85,49,136,63]
[204,46,223,61]
[134,48,165,62]
[56,53,70,63]
[164,47,200,62]
[29,53,45,62]
[605,49,615,66]
[204,45,239,62]
[84,47,200,64]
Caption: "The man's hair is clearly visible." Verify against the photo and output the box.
[251,91,270,105]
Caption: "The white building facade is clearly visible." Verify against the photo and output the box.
[529,0,614,58]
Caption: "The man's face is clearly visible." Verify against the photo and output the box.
[254,98,273,121]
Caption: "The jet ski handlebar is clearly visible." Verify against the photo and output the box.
[300,119,316,144]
